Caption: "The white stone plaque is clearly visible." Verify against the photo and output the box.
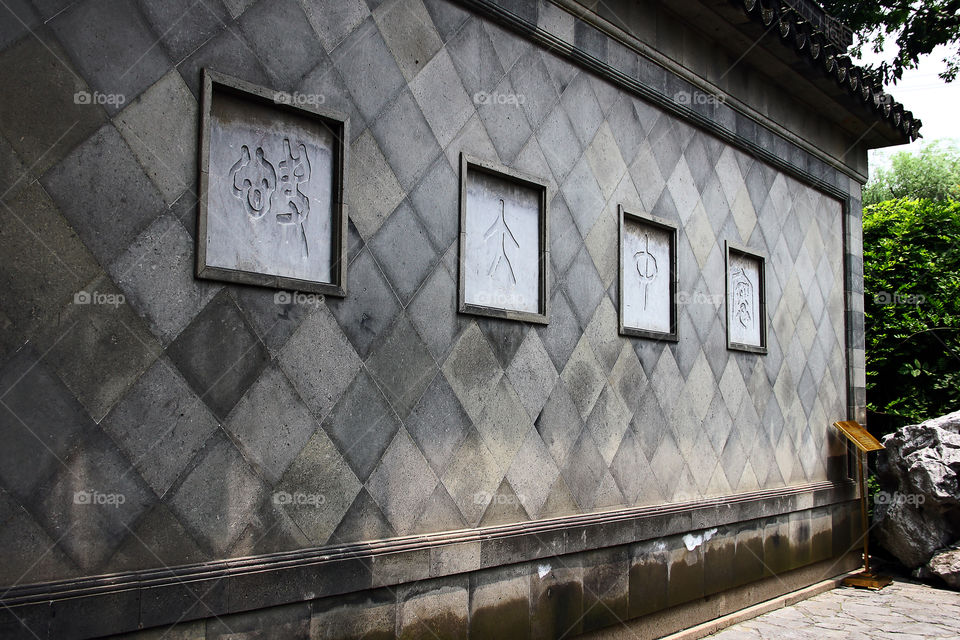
[459,155,549,323]
[619,208,677,339]
[726,245,766,351]
[197,70,348,295]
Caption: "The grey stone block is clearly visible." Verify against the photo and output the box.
[560,152,604,238]
[364,313,437,418]
[0,182,101,340]
[298,0,368,53]
[208,603,310,640]
[113,70,198,205]
[239,0,324,88]
[102,356,219,497]
[421,0,469,43]
[136,0,230,63]
[505,428,559,519]
[321,369,400,482]
[275,425,361,545]
[297,56,366,143]
[0,509,78,586]
[109,214,220,344]
[231,284,312,355]
[330,17,405,122]
[368,201,438,305]
[328,487,396,543]
[534,380,583,468]
[441,428,502,526]
[562,246,605,330]
[0,0,39,50]
[373,0,443,81]
[49,0,171,115]
[440,321,503,423]
[530,560,583,640]
[548,193,582,278]
[405,371,471,477]
[41,123,165,267]
[409,156,460,253]
[107,503,205,572]
[476,316,528,370]
[505,329,559,421]
[476,75,532,164]
[371,89,441,192]
[559,72,602,149]
[310,589,396,640]
[0,33,106,176]
[227,363,319,485]
[168,430,267,556]
[410,48,474,149]
[366,427,439,534]
[0,347,94,503]
[407,261,464,362]
[166,290,269,420]
[536,289,580,371]
[510,47,558,130]
[327,248,401,359]
[396,578,468,640]
[0,134,27,202]
[37,427,155,571]
[177,24,272,98]
[445,18,504,100]
[347,130,405,241]
[37,274,162,421]
[483,20,528,73]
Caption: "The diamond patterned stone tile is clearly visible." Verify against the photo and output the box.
[330,17,406,122]
[239,0,325,87]
[410,482,467,534]
[366,427,439,535]
[178,23,273,99]
[226,364,319,485]
[476,316,529,370]
[445,17,504,100]
[442,428,503,526]
[604,95,646,167]
[536,289,582,371]
[441,321,503,423]
[585,202,619,289]
[585,122,627,204]
[321,369,401,482]
[300,0,369,53]
[480,477,530,526]
[476,74,533,164]
[373,0,443,82]
[514,135,557,196]
[166,290,268,421]
[36,427,155,572]
[371,89,442,192]
[537,99,582,184]
[586,386,631,466]
[648,346,683,413]
[329,488,396,543]
[561,335,606,420]
[535,380,585,469]
[409,155,460,254]
[298,57,367,142]
[484,19,530,72]
[684,427,719,494]
[505,329,559,421]
[365,313,438,418]
[405,370,471,477]
[407,262,464,362]
[562,245,605,330]
[584,298,620,374]
[328,248,401,359]
[629,139,666,212]
[561,429,606,510]
[274,427,362,545]
[610,429,658,504]
[369,201,439,306]
[410,48,474,149]
[420,0,470,43]
[510,46,559,130]
[0,346,95,504]
[559,71,602,149]
[505,427,560,519]
[474,377,531,468]
[168,430,267,556]
[348,131,405,241]
[609,344,647,417]
[561,152,605,238]
[102,357,218,497]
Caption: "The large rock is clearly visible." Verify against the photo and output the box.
[873,410,960,568]
[923,546,960,589]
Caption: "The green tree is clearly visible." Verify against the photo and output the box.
[863,198,960,434]
[820,0,960,84]
[863,142,960,205]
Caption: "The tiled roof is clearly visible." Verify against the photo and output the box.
[730,0,922,141]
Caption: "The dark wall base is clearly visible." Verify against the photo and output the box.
[1,489,861,640]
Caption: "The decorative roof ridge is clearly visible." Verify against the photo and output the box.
[730,0,922,141]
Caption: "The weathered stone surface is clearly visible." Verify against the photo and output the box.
[874,410,960,568]
[921,546,960,590]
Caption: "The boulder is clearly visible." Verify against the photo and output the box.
[922,546,960,589]
[873,410,960,568]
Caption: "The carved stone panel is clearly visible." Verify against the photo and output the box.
[197,70,348,295]
[459,154,549,324]
[726,243,766,352]
[619,207,677,340]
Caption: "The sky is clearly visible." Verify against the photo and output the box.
[855,43,960,175]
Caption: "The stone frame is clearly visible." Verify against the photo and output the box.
[458,153,550,324]
[618,206,679,341]
[196,68,349,296]
[725,241,768,354]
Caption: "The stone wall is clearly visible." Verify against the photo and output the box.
[0,0,865,637]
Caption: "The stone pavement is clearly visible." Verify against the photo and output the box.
[706,581,960,639]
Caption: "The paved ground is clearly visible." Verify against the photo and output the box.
[706,580,960,640]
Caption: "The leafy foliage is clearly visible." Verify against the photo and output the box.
[863,197,960,434]
[820,0,960,84]
[863,142,960,205]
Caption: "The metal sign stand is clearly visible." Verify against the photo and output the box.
[833,420,892,590]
